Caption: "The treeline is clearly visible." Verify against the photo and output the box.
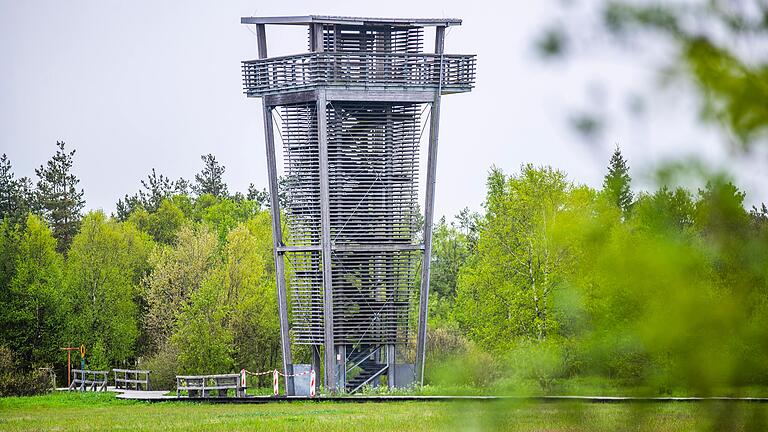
[426,148,768,394]
[0,143,280,390]
[2,141,767,395]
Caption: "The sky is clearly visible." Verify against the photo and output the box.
[1,0,765,219]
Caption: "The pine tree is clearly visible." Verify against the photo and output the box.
[35,141,85,252]
[0,154,34,224]
[603,145,633,214]
[246,183,269,208]
[115,170,190,221]
[193,154,228,198]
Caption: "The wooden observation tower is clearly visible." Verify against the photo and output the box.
[241,15,475,394]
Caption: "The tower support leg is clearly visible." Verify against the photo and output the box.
[262,103,294,395]
[316,90,337,392]
[415,25,446,388]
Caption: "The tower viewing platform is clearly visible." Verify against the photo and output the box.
[241,15,476,99]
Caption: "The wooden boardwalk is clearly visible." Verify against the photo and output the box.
[108,393,768,404]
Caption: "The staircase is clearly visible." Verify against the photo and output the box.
[344,345,388,393]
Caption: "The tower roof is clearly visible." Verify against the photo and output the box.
[240,15,462,27]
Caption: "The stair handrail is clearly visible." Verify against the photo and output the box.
[345,346,381,376]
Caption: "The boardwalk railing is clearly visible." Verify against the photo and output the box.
[242,52,476,97]
[176,374,245,398]
[68,369,108,392]
[113,369,151,391]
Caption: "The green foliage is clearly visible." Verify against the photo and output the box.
[194,154,228,198]
[0,154,34,225]
[455,165,570,351]
[682,37,768,147]
[2,215,64,368]
[169,213,281,377]
[541,0,768,150]
[64,211,153,367]
[137,341,179,392]
[428,216,473,326]
[197,196,261,244]
[115,168,193,223]
[127,198,186,244]
[224,214,280,376]
[172,278,234,375]
[602,146,633,214]
[0,346,52,397]
[35,141,85,253]
[142,224,218,352]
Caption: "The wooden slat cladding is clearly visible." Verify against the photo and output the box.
[313,25,424,54]
[282,102,421,345]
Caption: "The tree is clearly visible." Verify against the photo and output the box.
[0,215,64,368]
[197,197,260,244]
[246,183,269,208]
[142,224,218,352]
[35,142,85,252]
[0,154,34,224]
[64,211,153,367]
[193,154,228,198]
[455,166,570,350]
[602,146,633,214]
[223,214,280,376]
[632,187,694,233]
[172,278,234,375]
[127,198,186,244]
[246,176,289,209]
[116,169,188,221]
[429,215,474,326]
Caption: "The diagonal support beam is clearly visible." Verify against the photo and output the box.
[415,25,446,387]
[258,23,294,396]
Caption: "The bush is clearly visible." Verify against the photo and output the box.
[426,326,471,363]
[0,346,53,396]
[138,342,179,391]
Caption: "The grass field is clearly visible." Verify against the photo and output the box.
[1,392,767,431]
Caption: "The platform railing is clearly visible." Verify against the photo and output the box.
[176,374,245,398]
[68,369,109,392]
[242,52,476,96]
[113,369,151,391]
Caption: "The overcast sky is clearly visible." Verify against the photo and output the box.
[1,0,765,219]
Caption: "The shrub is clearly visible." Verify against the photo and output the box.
[138,342,179,391]
[0,346,53,396]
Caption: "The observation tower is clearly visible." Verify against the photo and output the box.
[241,15,475,393]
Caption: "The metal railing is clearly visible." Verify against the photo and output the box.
[176,374,245,398]
[68,369,109,392]
[113,369,151,391]
[243,52,476,96]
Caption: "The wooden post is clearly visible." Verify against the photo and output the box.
[415,25,446,386]
[61,347,79,388]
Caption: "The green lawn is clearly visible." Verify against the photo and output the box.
[0,392,766,431]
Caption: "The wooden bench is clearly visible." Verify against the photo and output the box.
[113,369,151,391]
[176,374,245,398]
[68,369,109,392]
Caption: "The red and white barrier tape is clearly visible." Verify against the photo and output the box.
[276,369,312,377]
[243,369,275,376]
[241,368,317,396]
[309,369,316,397]
[273,370,279,396]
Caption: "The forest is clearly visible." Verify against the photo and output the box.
[2,0,768,400]
[1,139,767,396]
